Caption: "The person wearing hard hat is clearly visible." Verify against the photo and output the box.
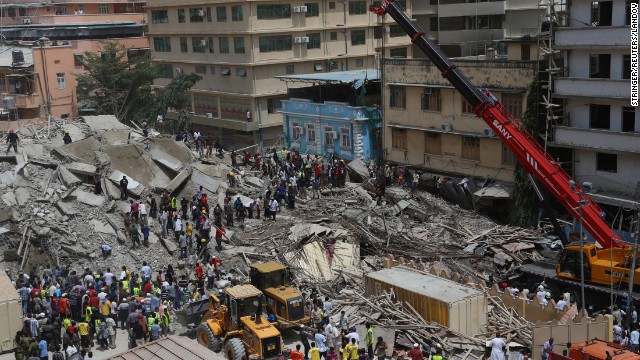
[5,129,18,154]
[62,130,72,144]
[536,285,546,304]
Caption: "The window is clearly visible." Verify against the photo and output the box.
[626,1,632,25]
[206,7,212,22]
[307,124,316,142]
[220,67,231,75]
[589,104,610,129]
[307,33,321,49]
[324,127,334,146]
[351,30,365,45]
[177,9,185,23]
[210,66,215,74]
[389,86,406,109]
[623,55,631,80]
[180,37,188,52]
[502,93,522,118]
[521,44,531,60]
[330,32,338,41]
[314,63,323,71]
[217,6,227,21]
[390,48,407,58]
[305,3,319,17]
[430,17,438,32]
[192,37,206,53]
[462,98,474,113]
[501,144,516,166]
[208,37,214,53]
[56,73,66,89]
[340,128,351,148]
[421,88,441,112]
[257,4,291,19]
[329,2,336,9]
[220,97,251,120]
[267,97,284,113]
[291,122,302,140]
[466,14,504,29]
[232,5,243,21]
[151,10,169,24]
[157,64,173,78]
[589,54,611,78]
[219,37,229,53]
[424,132,441,155]
[236,68,247,77]
[234,37,245,53]
[348,1,366,14]
[259,35,293,52]
[461,136,480,160]
[389,25,405,37]
[194,94,218,117]
[190,8,204,22]
[286,65,294,74]
[374,27,382,39]
[98,4,109,14]
[596,152,617,173]
[391,128,407,150]
[622,107,636,133]
[154,37,171,52]
[355,58,364,67]
[591,1,612,26]
[195,65,207,74]
[73,53,83,66]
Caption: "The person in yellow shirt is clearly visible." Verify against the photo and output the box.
[62,314,71,331]
[340,343,350,360]
[100,298,111,317]
[78,321,90,350]
[309,342,321,360]
[348,338,359,360]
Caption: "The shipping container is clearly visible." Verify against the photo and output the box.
[365,266,487,337]
[0,271,22,353]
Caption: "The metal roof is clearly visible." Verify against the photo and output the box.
[225,284,263,299]
[474,182,514,199]
[251,261,288,273]
[0,46,34,68]
[275,69,380,88]
[107,335,224,360]
[367,266,483,304]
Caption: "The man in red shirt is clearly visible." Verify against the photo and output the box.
[89,293,100,310]
[290,344,304,360]
[408,344,423,360]
[143,280,153,295]
[195,263,204,280]
[214,227,225,252]
[130,200,140,221]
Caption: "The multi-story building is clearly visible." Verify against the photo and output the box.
[146,0,413,149]
[412,0,545,57]
[382,57,536,184]
[550,0,636,207]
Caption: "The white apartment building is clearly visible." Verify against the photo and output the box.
[412,0,545,57]
[146,0,412,148]
[552,0,637,207]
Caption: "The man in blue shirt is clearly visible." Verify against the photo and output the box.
[38,337,48,360]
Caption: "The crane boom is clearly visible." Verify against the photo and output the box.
[370,0,625,249]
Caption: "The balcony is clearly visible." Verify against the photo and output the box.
[553,126,640,154]
[37,13,146,25]
[555,26,630,49]
[438,28,506,44]
[188,113,259,132]
[554,78,629,100]
[438,1,505,17]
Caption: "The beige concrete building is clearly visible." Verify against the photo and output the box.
[147,0,413,148]
[382,57,536,184]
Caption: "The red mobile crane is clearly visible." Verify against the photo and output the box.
[370,0,640,304]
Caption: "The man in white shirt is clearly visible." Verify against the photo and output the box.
[630,327,639,351]
[346,327,360,345]
[555,296,568,311]
[268,198,279,221]
[141,262,152,281]
[614,322,624,343]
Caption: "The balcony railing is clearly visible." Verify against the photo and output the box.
[554,78,630,100]
[555,26,629,49]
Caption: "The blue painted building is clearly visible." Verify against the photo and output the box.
[280,99,382,161]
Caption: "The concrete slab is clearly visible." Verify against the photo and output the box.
[0,171,14,185]
[1,191,16,206]
[15,187,30,207]
[91,219,116,235]
[66,162,97,176]
[191,169,220,194]
[0,154,17,163]
[244,176,264,189]
[83,115,130,132]
[58,166,82,187]
[160,236,177,254]
[104,180,120,200]
[56,200,81,215]
[21,143,46,159]
[72,189,105,207]
[149,147,183,173]
[148,232,159,245]
[167,168,192,195]
[150,138,193,165]
[52,136,101,164]
[347,158,369,182]
[108,170,145,197]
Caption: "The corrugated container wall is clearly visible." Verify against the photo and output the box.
[0,271,23,352]
[365,267,487,337]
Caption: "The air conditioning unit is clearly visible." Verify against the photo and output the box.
[299,5,308,12]
[176,67,183,74]
[483,128,497,138]
[206,113,213,118]
[332,131,339,140]
[441,123,453,132]
[294,37,310,44]
[384,26,391,33]
[197,9,204,16]
[22,19,32,24]
[200,39,207,46]
[293,5,308,12]
[296,126,305,134]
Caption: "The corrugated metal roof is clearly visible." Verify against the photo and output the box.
[107,335,224,360]
[275,69,380,88]
[367,266,483,303]
[0,271,20,303]
[474,182,514,199]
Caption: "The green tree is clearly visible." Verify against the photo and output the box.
[75,41,158,124]
[149,72,202,132]
[513,80,545,227]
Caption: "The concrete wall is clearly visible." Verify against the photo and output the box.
[531,315,613,360]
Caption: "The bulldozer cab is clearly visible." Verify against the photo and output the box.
[249,261,291,289]
[225,284,266,330]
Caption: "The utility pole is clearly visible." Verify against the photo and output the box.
[627,209,640,329]
[570,180,587,312]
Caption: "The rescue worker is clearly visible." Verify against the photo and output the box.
[63,130,72,144]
